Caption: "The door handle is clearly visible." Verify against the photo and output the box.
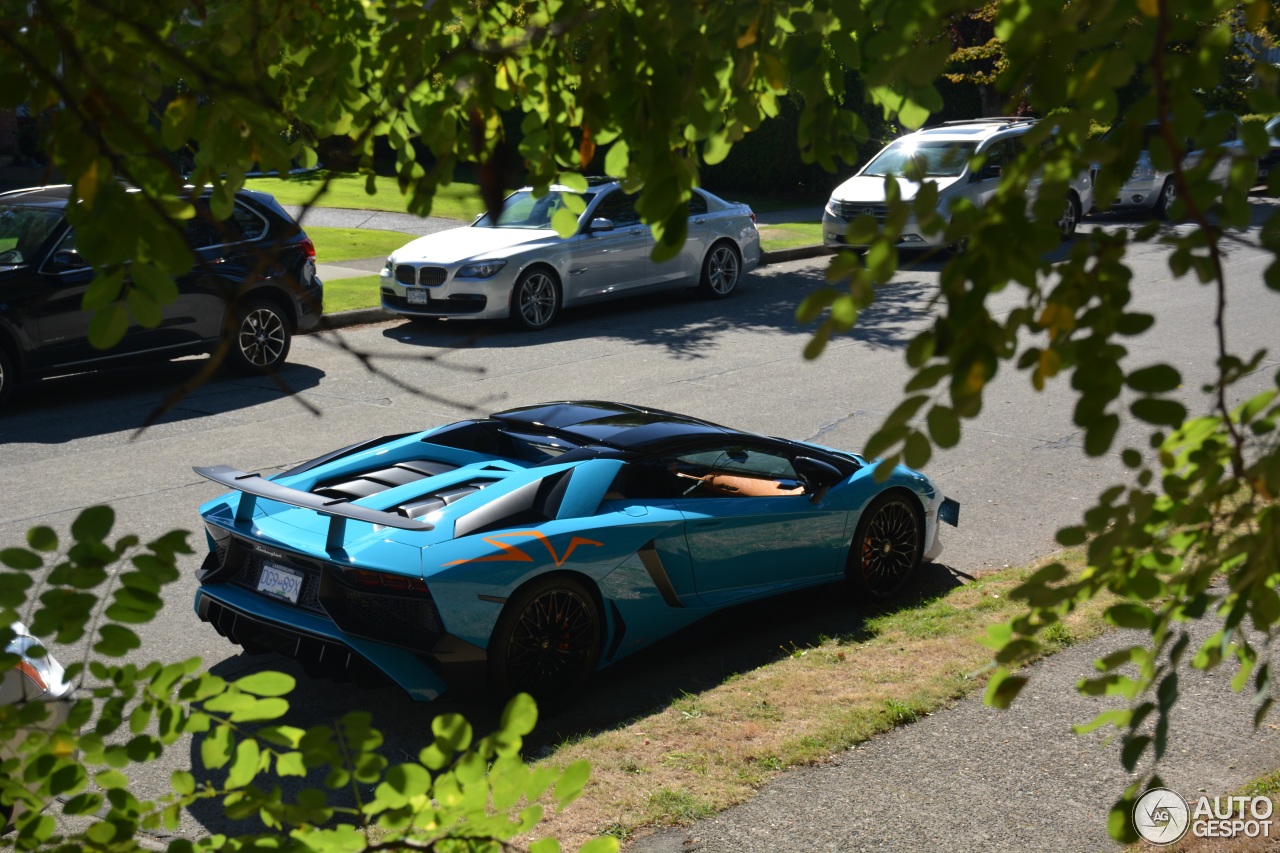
[693,218,706,224]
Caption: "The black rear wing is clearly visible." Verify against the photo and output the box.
[195,465,433,553]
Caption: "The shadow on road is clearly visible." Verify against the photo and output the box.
[185,561,965,836]
[0,359,325,444]
[378,265,939,360]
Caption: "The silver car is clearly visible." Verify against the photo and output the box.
[380,178,761,330]
[2,623,74,831]
[1098,113,1248,218]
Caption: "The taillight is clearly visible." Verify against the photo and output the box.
[300,237,316,259]
[343,568,429,593]
[748,210,757,224]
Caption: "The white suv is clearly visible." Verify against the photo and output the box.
[822,117,1093,250]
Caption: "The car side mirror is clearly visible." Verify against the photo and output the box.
[588,217,615,233]
[794,456,843,504]
[51,249,86,269]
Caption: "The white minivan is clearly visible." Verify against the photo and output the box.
[822,117,1093,250]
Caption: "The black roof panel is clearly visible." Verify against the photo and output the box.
[491,401,741,451]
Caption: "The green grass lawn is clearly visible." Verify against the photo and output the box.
[305,226,416,263]
[244,171,487,221]
[757,221,824,251]
[323,274,383,314]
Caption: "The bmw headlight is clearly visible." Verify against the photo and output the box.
[456,259,507,279]
[382,256,394,274]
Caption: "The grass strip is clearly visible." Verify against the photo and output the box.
[321,275,383,314]
[306,226,416,263]
[244,171,486,220]
[529,556,1112,849]
[757,221,824,251]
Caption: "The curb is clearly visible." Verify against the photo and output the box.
[305,243,834,335]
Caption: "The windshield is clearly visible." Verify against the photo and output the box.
[0,205,63,264]
[474,190,596,229]
[862,140,978,178]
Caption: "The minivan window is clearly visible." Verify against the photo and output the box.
[862,140,978,178]
[0,206,63,264]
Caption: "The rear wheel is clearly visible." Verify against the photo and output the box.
[489,576,602,706]
[847,491,924,600]
[509,267,561,330]
[0,346,14,409]
[228,298,292,373]
[698,242,741,298]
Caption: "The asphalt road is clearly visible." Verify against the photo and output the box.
[2,208,1279,849]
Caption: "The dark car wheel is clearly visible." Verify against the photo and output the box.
[699,242,741,298]
[228,298,292,374]
[1156,179,1177,220]
[509,268,561,330]
[0,346,14,409]
[489,576,602,706]
[848,491,924,600]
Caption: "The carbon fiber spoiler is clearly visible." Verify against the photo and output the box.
[194,465,433,553]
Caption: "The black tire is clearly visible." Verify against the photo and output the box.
[488,576,602,706]
[698,242,741,298]
[847,491,924,600]
[509,267,561,330]
[228,297,292,374]
[0,346,14,410]
[1155,179,1177,220]
[1059,195,1081,239]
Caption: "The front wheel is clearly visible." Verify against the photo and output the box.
[847,491,924,600]
[228,298,292,374]
[1155,180,1177,220]
[1059,196,1081,239]
[488,576,602,707]
[509,268,561,330]
[698,243,741,298]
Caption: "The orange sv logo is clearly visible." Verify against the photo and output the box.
[443,530,604,567]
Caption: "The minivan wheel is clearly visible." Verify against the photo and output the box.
[1059,196,1081,239]
[228,298,292,374]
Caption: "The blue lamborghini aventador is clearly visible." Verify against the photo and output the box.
[192,401,959,703]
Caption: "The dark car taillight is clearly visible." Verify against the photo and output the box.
[300,237,316,259]
[342,568,430,594]
[318,567,445,653]
[749,209,757,224]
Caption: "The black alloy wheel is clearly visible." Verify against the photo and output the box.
[699,242,741,298]
[510,268,561,330]
[490,577,602,705]
[848,491,924,600]
[0,346,13,408]
[229,298,292,373]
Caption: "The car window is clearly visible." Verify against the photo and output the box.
[663,445,800,499]
[186,200,267,249]
[475,190,595,229]
[229,203,267,240]
[862,140,978,178]
[0,205,64,264]
[688,193,708,216]
[593,189,642,226]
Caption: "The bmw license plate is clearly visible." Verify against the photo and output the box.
[406,288,428,305]
[257,562,303,604]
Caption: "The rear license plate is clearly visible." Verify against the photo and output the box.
[257,562,303,603]
[939,497,960,527]
[406,288,428,305]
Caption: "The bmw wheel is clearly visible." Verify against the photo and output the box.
[228,298,292,374]
[489,577,602,706]
[698,242,741,298]
[848,491,924,600]
[1156,180,1177,220]
[510,267,561,330]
